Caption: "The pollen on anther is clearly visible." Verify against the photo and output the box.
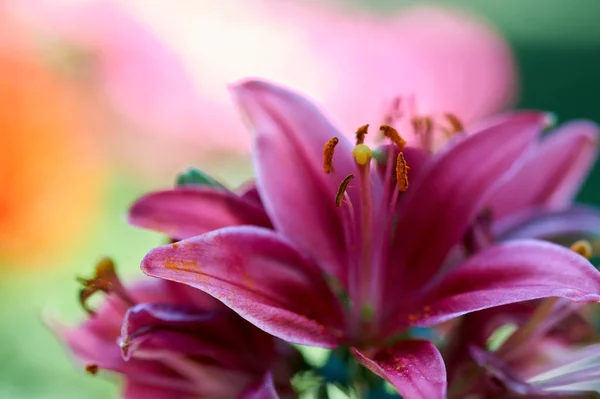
[380,125,407,150]
[85,364,99,375]
[444,113,464,134]
[323,137,339,174]
[336,174,355,207]
[570,240,593,259]
[396,152,409,192]
[355,124,369,145]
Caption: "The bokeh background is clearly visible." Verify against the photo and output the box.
[1,0,600,398]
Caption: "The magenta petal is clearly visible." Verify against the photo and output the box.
[385,112,548,297]
[353,340,446,399]
[128,186,272,240]
[141,226,347,347]
[122,382,192,399]
[414,240,600,327]
[230,79,359,287]
[488,120,599,219]
[495,206,600,243]
[238,373,279,399]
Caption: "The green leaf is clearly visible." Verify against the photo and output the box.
[175,167,225,188]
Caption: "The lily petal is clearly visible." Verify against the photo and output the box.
[120,303,271,368]
[412,240,600,328]
[385,112,548,298]
[128,186,271,240]
[352,340,446,399]
[123,382,192,399]
[495,206,600,246]
[239,373,280,399]
[488,120,599,220]
[141,226,347,347]
[230,79,359,287]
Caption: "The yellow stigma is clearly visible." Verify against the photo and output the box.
[352,144,372,166]
[570,240,593,259]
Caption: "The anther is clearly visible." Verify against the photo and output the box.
[356,124,369,145]
[396,152,409,192]
[411,116,433,135]
[570,240,593,259]
[77,257,135,315]
[379,125,407,150]
[444,113,464,134]
[336,174,355,207]
[352,144,372,166]
[85,364,99,375]
[323,137,339,174]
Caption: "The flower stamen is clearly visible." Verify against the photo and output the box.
[78,257,135,315]
[335,174,355,207]
[444,113,464,134]
[355,124,369,145]
[380,125,407,150]
[323,137,339,174]
[570,240,593,259]
[395,152,409,192]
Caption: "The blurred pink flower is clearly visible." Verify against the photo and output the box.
[55,259,297,399]
[12,1,516,163]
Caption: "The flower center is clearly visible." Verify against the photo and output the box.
[323,124,410,339]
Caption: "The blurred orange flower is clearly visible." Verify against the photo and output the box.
[0,41,106,266]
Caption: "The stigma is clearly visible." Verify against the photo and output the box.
[352,144,372,166]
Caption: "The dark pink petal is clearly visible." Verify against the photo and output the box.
[236,181,264,207]
[353,340,446,399]
[141,226,347,347]
[230,79,359,287]
[409,240,600,328]
[122,382,193,399]
[469,346,545,396]
[128,186,272,240]
[495,206,600,244]
[121,303,276,370]
[488,120,599,220]
[239,373,279,399]
[385,112,548,300]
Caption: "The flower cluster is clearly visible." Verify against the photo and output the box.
[57,80,600,399]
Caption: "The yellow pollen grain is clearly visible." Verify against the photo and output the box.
[380,124,407,150]
[396,152,409,192]
[335,174,355,207]
[355,124,369,145]
[323,137,339,174]
[352,144,372,166]
[408,314,418,322]
[570,240,593,259]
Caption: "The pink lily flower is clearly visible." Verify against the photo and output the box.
[54,259,297,399]
[141,80,600,399]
